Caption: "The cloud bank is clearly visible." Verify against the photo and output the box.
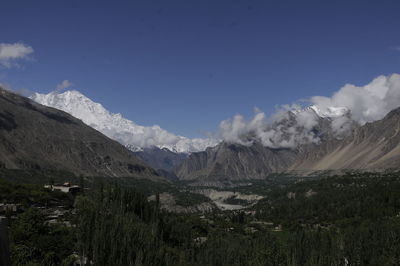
[0,42,34,68]
[217,105,321,149]
[218,73,400,149]
[311,73,400,125]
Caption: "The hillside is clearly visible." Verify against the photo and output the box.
[292,107,400,172]
[176,142,298,182]
[177,107,400,182]
[134,147,188,171]
[0,88,159,179]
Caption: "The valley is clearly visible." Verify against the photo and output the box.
[1,87,400,265]
[2,1,400,264]
[30,88,400,185]
[2,170,400,265]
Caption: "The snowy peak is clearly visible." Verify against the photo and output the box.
[309,105,349,118]
[31,90,118,128]
[31,90,219,153]
[291,105,350,118]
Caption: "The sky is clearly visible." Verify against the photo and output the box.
[1,0,400,138]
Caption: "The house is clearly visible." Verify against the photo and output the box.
[44,183,81,193]
[0,204,18,214]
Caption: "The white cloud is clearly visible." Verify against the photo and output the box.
[0,83,12,91]
[311,73,400,125]
[217,106,320,149]
[0,42,34,68]
[55,80,73,92]
[218,114,254,146]
[0,83,33,97]
[27,72,400,152]
[218,73,400,149]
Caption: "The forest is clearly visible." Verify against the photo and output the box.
[3,172,400,265]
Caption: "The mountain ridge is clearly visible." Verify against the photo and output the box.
[0,87,160,179]
[29,88,400,183]
[31,90,218,153]
[291,106,400,172]
[176,106,400,182]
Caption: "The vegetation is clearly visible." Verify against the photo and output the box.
[3,172,400,265]
[10,208,76,266]
[0,178,73,207]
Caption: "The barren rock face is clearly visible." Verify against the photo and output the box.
[176,107,400,183]
[293,107,400,171]
[176,141,299,181]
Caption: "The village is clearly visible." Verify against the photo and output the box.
[0,180,82,265]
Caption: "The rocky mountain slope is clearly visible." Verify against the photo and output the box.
[0,88,158,178]
[27,88,400,182]
[176,142,299,181]
[134,147,188,171]
[176,107,342,181]
[176,106,400,182]
[292,107,400,172]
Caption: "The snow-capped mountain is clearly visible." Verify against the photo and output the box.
[30,90,353,154]
[246,104,354,149]
[309,105,349,118]
[291,105,350,118]
[31,90,219,153]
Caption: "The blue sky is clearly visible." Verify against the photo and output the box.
[1,0,400,138]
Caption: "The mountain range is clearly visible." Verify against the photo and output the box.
[0,87,158,179]
[26,89,400,184]
[31,90,218,153]
[177,106,400,183]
